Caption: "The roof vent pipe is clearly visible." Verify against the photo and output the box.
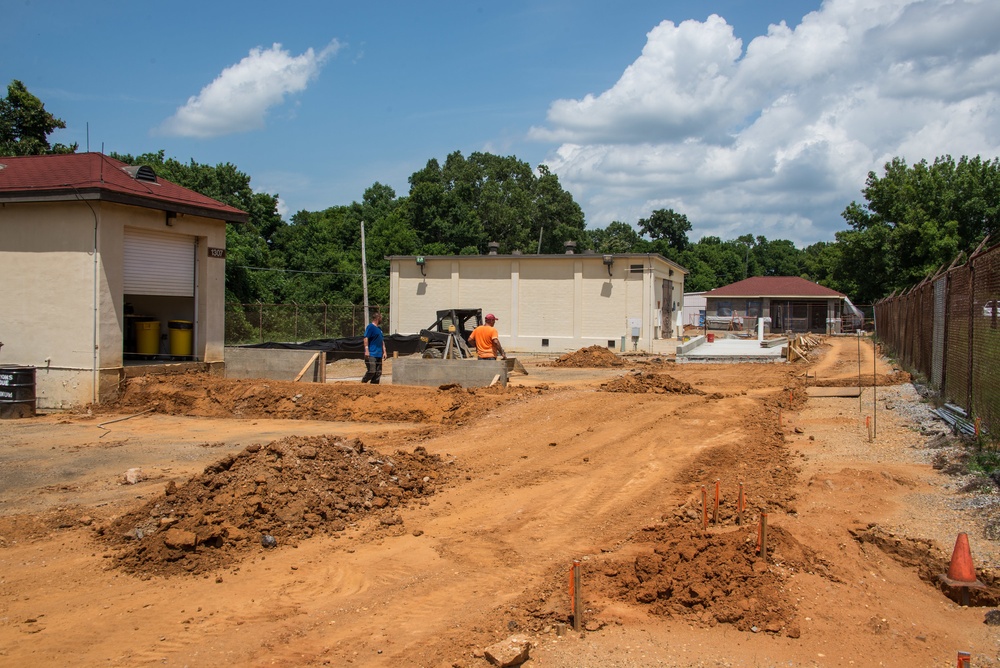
[564,240,576,254]
[487,241,500,255]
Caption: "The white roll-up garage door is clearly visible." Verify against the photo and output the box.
[123,228,195,297]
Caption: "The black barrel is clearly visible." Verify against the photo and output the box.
[0,365,36,419]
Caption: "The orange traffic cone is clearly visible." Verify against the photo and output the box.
[940,533,985,590]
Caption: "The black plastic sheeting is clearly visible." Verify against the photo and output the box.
[239,333,423,361]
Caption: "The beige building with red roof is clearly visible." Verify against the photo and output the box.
[701,276,850,334]
[0,153,247,409]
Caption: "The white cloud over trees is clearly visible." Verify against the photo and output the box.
[534,0,1000,245]
[159,41,341,139]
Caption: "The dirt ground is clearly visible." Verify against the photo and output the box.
[1,337,999,667]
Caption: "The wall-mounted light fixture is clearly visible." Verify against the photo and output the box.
[165,211,176,227]
[668,269,674,277]
[416,256,426,277]
[602,254,614,277]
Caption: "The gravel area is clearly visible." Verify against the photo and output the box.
[851,381,1000,572]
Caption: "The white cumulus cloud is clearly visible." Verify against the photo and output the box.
[533,0,1000,246]
[159,41,341,138]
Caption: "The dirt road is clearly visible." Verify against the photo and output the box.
[0,338,997,667]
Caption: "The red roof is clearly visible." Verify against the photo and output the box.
[703,276,845,299]
[0,153,248,223]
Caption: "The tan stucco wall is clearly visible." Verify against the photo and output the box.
[389,254,685,353]
[0,199,229,409]
[1,202,101,407]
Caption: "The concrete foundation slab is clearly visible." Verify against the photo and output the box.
[676,336,786,364]
[393,357,507,388]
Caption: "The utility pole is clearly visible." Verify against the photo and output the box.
[361,220,370,325]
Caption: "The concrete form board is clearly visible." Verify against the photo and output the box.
[393,358,507,388]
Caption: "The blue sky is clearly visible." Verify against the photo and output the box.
[5,0,999,246]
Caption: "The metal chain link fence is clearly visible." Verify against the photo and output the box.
[225,303,388,345]
[874,242,1000,439]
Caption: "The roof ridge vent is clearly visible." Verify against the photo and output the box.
[122,165,158,183]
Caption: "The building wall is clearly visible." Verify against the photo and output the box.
[517,260,575,343]
[682,292,707,327]
[389,254,684,353]
[0,201,101,407]
[0,199,229,409]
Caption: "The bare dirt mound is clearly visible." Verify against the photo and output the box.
[96,435,451,576]
[600,371,705,395]
[91,372,538,424]
[598,524,829,636]
[550,345,625,368]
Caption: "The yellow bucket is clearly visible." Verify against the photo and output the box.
[135,321,161,355]
[168,320,193,356]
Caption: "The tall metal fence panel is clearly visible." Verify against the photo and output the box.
[971,249,1000,434]
[225,303,388,345]
[875,242,1000,439]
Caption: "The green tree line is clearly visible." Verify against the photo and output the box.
[5,80,998,306]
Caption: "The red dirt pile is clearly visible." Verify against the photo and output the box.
[92,372,538,424]
[549,345,625,368]
[597,523,828,636]
[97,435,450,576]
[600,371,705,395]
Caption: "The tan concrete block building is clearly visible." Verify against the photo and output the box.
[388,248,686,354]
[0,153,247,409]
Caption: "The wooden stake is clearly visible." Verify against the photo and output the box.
[713,480,720,525]
[571,560,583,632]
[701,485,708,529]
[737,482,744,526]
[760,512,768,560]
[293,352,320,382]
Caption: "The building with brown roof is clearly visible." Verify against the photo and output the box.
[701,276,850,334]
[0,153,247,409]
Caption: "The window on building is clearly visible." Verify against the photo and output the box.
[716,300,732,317]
